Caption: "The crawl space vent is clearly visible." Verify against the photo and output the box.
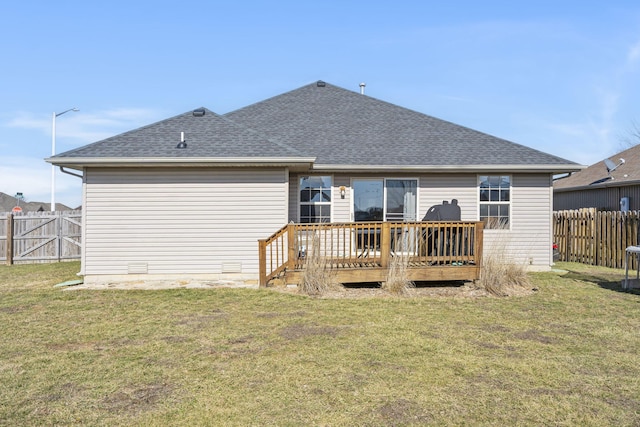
[128,263,148,274]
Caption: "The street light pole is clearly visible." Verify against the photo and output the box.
[51,108,78,211]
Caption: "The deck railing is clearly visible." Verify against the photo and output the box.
[258,221,484,286]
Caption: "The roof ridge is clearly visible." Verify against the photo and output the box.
[223,81,329,115]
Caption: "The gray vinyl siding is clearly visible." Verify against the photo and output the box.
[483,173,553,268]
[418,174,477,220]
[288,175,298,222]
[83,167,288,277]
[333,175,350,222]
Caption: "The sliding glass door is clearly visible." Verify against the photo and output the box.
[352,179,417,222]
[385,179,417,221]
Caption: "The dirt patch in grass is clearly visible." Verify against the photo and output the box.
[472,340,502,350]
[101,382,173,414]
[275,280,536,298]
[255,310,308,318]
[161,335,190,344]
[480,324,512,334]
[513,329,555,344]
[375,398,433,425]
[174,311,227,328]
[0,305,28,314]
[278,323,342,340]
[228,335,254,344]
[40,382,86,403]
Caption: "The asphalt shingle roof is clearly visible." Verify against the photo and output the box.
[224,82,578,167]
[554,143,640,190]
[50,81,580,171]
[55,108,304,159]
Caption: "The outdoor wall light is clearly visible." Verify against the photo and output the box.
[339,186,346,199]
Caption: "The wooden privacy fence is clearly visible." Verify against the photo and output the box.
[553,209,640,269]
[0,212,82,265]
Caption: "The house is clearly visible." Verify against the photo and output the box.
[47,81,581,285]
[554,144,640,211]
[0,192,73,213]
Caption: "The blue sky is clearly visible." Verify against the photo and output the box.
[1,1,640,208]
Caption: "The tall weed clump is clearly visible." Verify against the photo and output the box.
[382,242,415,296]
[478,223,531,296]
[299,233,339,296]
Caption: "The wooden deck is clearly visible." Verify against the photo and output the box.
[258,221,484,287]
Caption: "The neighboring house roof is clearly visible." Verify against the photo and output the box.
[554,143,640,192]
[0,192,73,213]
[48,81,581,173]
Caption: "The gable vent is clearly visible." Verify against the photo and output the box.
[192,108,205,117]
[316,80,326,87]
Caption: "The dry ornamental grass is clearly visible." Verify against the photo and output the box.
[299,233,340,296]
[382,243,415,296]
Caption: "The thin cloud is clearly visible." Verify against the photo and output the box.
[627,39,640,65]
[545,122,589,138]
[0,156,82,207]
[5,107,164,142]
[0,157,56,199]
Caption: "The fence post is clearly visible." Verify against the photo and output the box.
[6,214,13,266]
[56,212,62,262]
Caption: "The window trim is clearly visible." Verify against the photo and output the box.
[478,174,512,230]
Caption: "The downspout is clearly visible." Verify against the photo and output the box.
[59,166,85,277]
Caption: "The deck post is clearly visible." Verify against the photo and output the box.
[475,222,484,276]
[6,214,14,266]
[380,222,391,268]
[287,224,296,270]
[258,239,267,287]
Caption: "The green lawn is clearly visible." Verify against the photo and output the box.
[0,261,638,426]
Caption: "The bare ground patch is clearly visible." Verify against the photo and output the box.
[174,310,227,328]
[512,329,555,344]
[375,398,433,425]
[101,382,174,415]
[272,280,536,298]
[278,323,342,340]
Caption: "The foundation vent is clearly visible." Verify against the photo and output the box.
[127,262,148,274]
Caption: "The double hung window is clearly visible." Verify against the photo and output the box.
[479,175,510,229]
[299,176,332,223]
